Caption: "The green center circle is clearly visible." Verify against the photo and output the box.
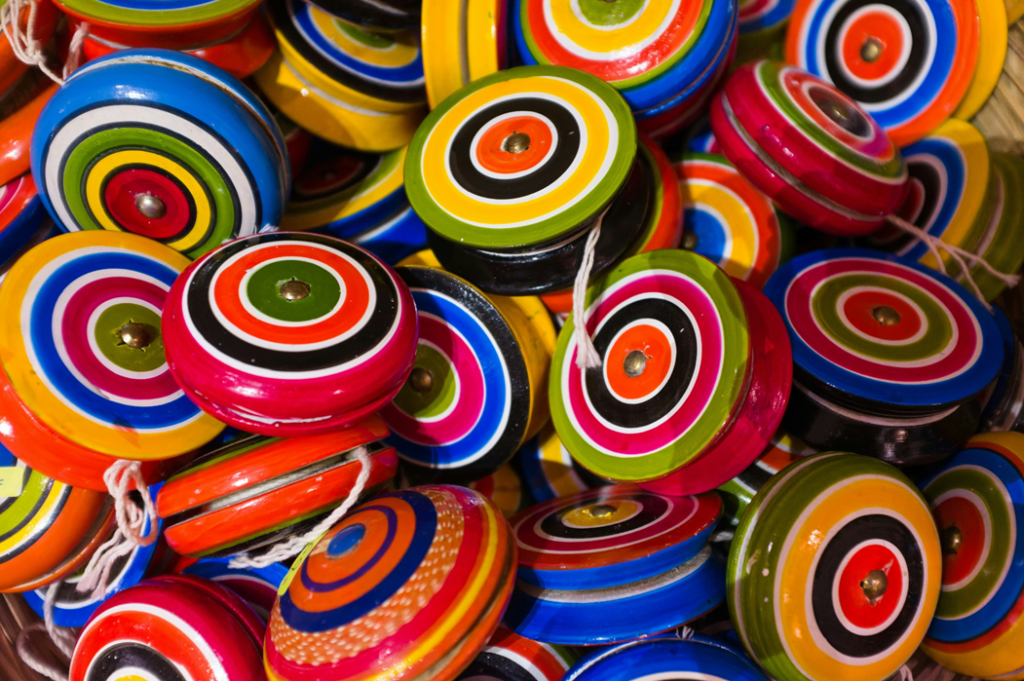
[95,302,165,372]
[577,0,646,26]
[246,259,342,323]
[812,273,952,362]
[393,343,457,419]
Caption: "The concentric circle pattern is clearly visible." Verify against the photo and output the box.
[564,635,771,681]
[406,65,637,249]
[183,558,289,621]
[0,231,223,460]
[270,0,426,105]
[678,152,785,288]
[550,249,749,482]
[265,485,515,681]
[53,0,261,28]
[739,0,794,34]
[456,626,575,681]
[728,453,942,681]
[764,249,1003,407]
[512,484,722,589]
[0,174,46,266]
[32,49,288,259]
[785,0,979,145]
[69,576,266,681]
[515,0,710,87]
[163,231,417,435]
[518,422,607,503]
[920,432,1024,679]
[382,266,531,480]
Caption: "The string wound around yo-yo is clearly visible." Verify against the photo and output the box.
[229,446,372,570]
[573,224,603,371]
[886,214,1021,312]
[75,460,158,600]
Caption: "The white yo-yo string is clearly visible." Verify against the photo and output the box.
[75,460,158,600]
[1,0,65,84]
[572,222,604,370]
[15,581,76,681]
[229,446,371,570]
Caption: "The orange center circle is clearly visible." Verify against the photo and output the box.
[474,115,554,175]
[840,9,906,82]
[605,324,673,401]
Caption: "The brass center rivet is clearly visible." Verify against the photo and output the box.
[279,280,311,301]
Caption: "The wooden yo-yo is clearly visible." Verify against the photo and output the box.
[0,0,58,97]
[710,60,909,236]
[304,0,419,32]
[764,248,1005,466]
[966,152,1024,300]
[514,0,738,136]
[466,464,528,519]
[282,145,427,265]
[517,422,608,504]
[183,557,289,622]
[548,249,791,496]
[785,0,982,145]
[156,417,397,558]
[979,307,1024,433]
[0,173,54,276]
[504,485,724,645]
[728,453,942,681]
[917,432,1024,679]
[539,134,683,315]
[70,575,266,681]
[264,485,515,681]
[676,152,793,289]
[0,441,113,593]
[0,231,222,491]
[422,0,507,108]
[717,428,817,528]
[255,0,426,152]
[457,626,575,681]
[31,49,290,260]
[381,260,555,483]
[161,232,418,437]
[564,634,771,681]
[405,65,646,296]
[62,12,275,78]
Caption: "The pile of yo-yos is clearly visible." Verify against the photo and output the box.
[2,0,1024,680]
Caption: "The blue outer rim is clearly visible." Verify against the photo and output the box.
[738,0,794,34]
[0,196,45,267]
[31,49,289,236]
[346,204,427,265]
[895,136,968,263]
[920,446,1024,642]
[314,185,409,239]
[183,557,289,589]
[503,548,725,645]
[763,248,1004,407]
[565,634,769,681]
[513,0,738,113]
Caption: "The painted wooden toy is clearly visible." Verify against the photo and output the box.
[710,60,909,236]
[0,71,56,189]
[422,0,506,108]
[679,115,722,155]
[504,485,724,645]
[539,134,683,315]
[70,575,266,681]
[23,490,159,626]
[467,464,528,519]
[903,648,977,681]
[305,0,419,32]
[966,152,1024,301]
[0,174,49,273]
[564,634,771,681]
[31,49,289,259]
[457,626,575,681]
[513,0,738,125]
[785,0,980,145]
[282,145,427,264]
[549,249,791,495]
[256,0,426,152]
[919,431,1024,679]
[264,485,516,681]
[0,441,112,592]
[162,232,418,437]
[156,418,397,558]
[738,0,794,53]
[717,428,817,527]
[980,308,1024,433]
[518,422,607,503]
[405,65,644,296]
[183,557,288,622]
[0,231,222,490]
[0,0,59,97]
[728,453,942,681]
[764,248,1004,466]
[382,263,554,483]
[63,11,275,77]
[272,109,312,180]
[676,152,792,289]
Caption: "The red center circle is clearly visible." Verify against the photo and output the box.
[837,542,905,631]
[840,9,906,82]
[934,495,986,587]
[104,168,191,240]
[842,289,923,342]
[475,115,554,175]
